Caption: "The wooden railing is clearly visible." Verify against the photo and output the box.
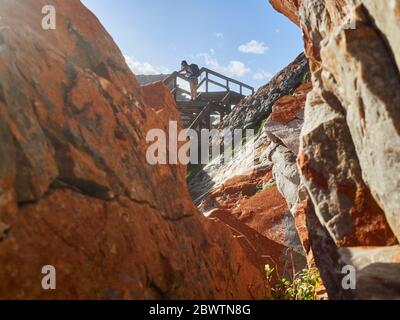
[188,91,232,130]
[163,67,254,99]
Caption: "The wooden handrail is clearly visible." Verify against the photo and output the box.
[200,68,254,92]
[163,67,254,97]
[163,71,179,86]
[221,92,232,105]
[207,78,229,91]
[197,77,207,89]
[189,102,212,130]
[162,67,255,130]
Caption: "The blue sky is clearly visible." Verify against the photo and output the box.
[81,0,303,89]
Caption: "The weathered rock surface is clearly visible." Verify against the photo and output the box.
[268,0,400,299]
[339,246,400,299]
[0,0,266,299]
[189,54,309,203]
[269,0,301,26]
[219,53,309,130]
[266,82,312,156]
[189,58,313,279]
[201,169,306,277]
[265,83,312,213]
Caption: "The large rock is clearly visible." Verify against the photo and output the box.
[189,131,307,278]
[219,53,309,130]
[0,0,266,299]
[268,0,400,299]
[201,168,305,270]
[189,61,313,279]
[265,83,313,212]
[269,0,301,26]
[339,246,400,300]
[266,83,312,155]
[320,10,400,241]
[299,89,396,247]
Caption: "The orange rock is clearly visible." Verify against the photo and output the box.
[269,0,400,299]
[0,0,265,299]
[269,0,301,26]
[204,168,306,278]
[270,82,312,124]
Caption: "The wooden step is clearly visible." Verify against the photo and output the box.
[176,101,209,108]
[197,91,245,104]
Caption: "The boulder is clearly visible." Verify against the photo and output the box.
[0,0,266,299]
[218,53,309,130]
[268,0,400,299]
[189,62,313,280]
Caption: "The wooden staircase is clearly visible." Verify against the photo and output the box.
[163,68,254,130]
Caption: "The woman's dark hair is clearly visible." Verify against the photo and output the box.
[181,60,188,67]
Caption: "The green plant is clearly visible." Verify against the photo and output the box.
[301,70,311,84]
[254,119,267,135]
[265,264,275,283]
[256,180,277,193]
[265,264,323,300]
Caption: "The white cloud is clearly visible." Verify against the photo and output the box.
[214,32,224,39]
[197,52,219,69]
[238,40,269,54]
[196,50,250,77]
[253,70,273,81]
[227,61,250,77]
[124,55,170,75]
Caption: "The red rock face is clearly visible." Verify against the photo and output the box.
[188,57,311,287]
[203,168,306,281]
[0,0,266,299]
[270,82,312,125]
[270,0,354,73]
[269,0,301,26]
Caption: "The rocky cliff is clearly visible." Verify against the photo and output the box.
[268,0,400,299]
[189,54,311,281]
[0,0,266,299]
[1,0,399,301]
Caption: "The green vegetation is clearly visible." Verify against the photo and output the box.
[263,180,276,191]
[301,70,311,84]
[265,264,323,300]
[256,180,277,193]
[254,119,267,136]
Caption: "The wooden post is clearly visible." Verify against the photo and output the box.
[205,111,211,130]
[173,77,177,100]
[206,71,209,93]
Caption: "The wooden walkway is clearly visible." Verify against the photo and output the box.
[163,68,254,130]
